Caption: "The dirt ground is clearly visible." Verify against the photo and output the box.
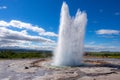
[0,58,120,80]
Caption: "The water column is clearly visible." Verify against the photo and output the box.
[53,2,87,66]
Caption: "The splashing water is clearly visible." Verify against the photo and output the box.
[53,2,87,66]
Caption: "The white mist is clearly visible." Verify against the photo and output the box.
[53,2,87,66]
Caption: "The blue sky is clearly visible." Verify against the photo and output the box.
[0,0,120,51]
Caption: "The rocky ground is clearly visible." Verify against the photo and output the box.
[0,58,120,80]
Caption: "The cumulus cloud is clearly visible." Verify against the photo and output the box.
[0,27,54,42]
[0,20,57,50]
[0,20,58,37]
[0,20,9,26]
[0,29,55,50]
[0,6,7,9]
[96,29,120,35]
[39,32,58,37]
[0,39,30,48]
[9,20,45,33]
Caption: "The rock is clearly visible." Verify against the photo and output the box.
[25,66,29,69]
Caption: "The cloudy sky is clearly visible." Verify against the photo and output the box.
[0,0,120,51]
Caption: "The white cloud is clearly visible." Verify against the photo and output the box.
[0,20,58,37]
[0,27,54,42]
[0,20,58,50]
[9,20,45,32]
[98,35,118,38]
[0,21,9,26]
[96,29,120,35]
[0,40,56,50]
[0,26,55,50]
[39,32,58,37]
[85,45,120,52]
[0,6,7,9]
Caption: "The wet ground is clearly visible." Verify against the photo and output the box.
[0,58,120,80]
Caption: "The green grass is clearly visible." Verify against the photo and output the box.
[84,52,120,59]
[0,50,52,59]
[0,50,120,59]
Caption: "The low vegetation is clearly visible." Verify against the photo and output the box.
[84,51,120,59]
[0,49,52,59]
[0,50,120,59]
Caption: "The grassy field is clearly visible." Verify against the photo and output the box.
[84,52,120,59]
[0,49,52,59]
[0,49,120,59]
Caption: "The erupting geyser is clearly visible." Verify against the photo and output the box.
[53,2,87,66]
